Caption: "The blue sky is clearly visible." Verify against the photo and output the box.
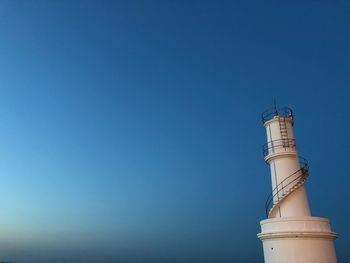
[0,1,349,262]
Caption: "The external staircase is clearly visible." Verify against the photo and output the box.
[264,157,309,218]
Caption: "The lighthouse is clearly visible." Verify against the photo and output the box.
[258,106,337,263]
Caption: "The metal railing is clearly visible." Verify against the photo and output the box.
[261,106,293,124]
[265,157,309,217]
[263,138,296,157]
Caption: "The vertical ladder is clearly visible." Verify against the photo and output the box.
[278,117,289,147]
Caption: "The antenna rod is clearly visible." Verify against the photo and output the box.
[273,98,278,116]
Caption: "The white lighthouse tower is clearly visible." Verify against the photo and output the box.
[258,106,337,263]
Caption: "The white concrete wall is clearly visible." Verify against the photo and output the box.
[259,217,337,263]
[262,238,337,263]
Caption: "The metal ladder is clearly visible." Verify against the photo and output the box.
[278,117,289,147]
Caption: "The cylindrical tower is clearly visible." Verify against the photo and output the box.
[258,106,337,263]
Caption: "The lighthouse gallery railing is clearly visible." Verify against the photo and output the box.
[261,106,293,124]
[263,138,296,157]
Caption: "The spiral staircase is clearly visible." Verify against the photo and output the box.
[264,156,309,218]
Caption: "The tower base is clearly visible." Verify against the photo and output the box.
[258,217,337,263]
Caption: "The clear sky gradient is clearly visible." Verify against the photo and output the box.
[0,1,349,262]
